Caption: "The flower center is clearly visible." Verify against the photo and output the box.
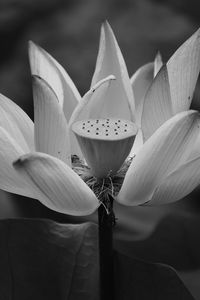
[72,118,137,178]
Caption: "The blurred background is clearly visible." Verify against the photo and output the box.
[0,0,200,298]
[1,0,200,116]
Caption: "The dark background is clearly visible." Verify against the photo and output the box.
[0,0,200,298]
[1,0,200,117]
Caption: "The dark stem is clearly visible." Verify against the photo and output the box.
[98,194,115,300]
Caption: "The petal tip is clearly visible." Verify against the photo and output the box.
[28,41,47,65]
[28,40,34,48]
[28,40,42,52]
[102,19,109,27]
[28,40,39,57]
[102,20,113,34]
[13,156,26,169]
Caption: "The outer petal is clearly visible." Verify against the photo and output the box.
[13,153,100,216]
[117,110,200,206]
[149,157,200,205]
[141,65,173,141]
[91,21,135,121]
[69,76,116,126]
[167,28,200,113]
[29,41,81,122]
[29,41,82,158]
[33,76,71,166]
[0,93,34,152]
[0,127,36,198]
[130,62,154,126]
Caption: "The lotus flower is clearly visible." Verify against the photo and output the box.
[0,22,200,217]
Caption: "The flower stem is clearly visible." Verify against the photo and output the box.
[98,194,115,300]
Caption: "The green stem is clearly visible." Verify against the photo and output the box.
[98,194,115,300]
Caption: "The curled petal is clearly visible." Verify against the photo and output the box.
[69,76,116,126]
[13,153,100,216]
[149,156,200,205]
[91,21,135,121]
[117,110,200,206]
[33,76,71,166]
[0,94,34,152]
[142,65,173,141]
[29,41,81,122]
[130,62,154,126]
[167,28,200,113]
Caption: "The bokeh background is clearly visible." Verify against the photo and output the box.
[0,0,200,298]
[1,0,200,116]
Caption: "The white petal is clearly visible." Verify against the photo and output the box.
[69,76,116,126]
[142,65,173,141]
[149,156,200,205]
[0,127,36,198]
[117,110,200,206]
[29,41,81,122]
[167,28,200,113]
[13,153,99,216]
[187,131,200,161]
[0,93,34,152]
[154,51,163,77]
[130,62,154,126]
[33,76,71,166]
[91,21,135,121]
[129,128,143,157]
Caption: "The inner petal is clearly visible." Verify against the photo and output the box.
[72,118,137,178]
